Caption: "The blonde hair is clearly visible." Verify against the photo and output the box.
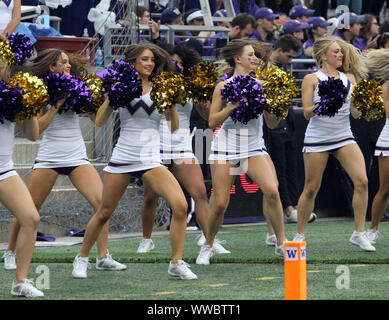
[217,39,269,76]
[363,48,389,82]
[312,35,367,80]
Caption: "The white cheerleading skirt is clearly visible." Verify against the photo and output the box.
[33,159,91,169]
[302,137,356,153]
[103,161,162,174]
[375,118,389,157]
[0,169,18,181]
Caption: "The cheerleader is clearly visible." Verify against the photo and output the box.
[72,42,197,280]
[4,49,126,272]
[293,36,375,251]
[0,60,43,297]
[196,39,287,265]
[137,42,230,255]
[363,49,389,244]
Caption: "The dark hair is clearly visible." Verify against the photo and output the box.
[378,32,389,48]
[68,53,90,78]
[136,6,149,18]
[274,34,301,53]
[124,41,174,78]
[360,14,377,37]
[231,13,257,30]
[28,48,65,78]
[173,42,202,76]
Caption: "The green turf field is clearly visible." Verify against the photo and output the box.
[1,219,389,300]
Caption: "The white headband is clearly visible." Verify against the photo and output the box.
[186,10,204,23]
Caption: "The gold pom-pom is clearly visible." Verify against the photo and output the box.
[81,73,105,114]
[150,71,187,114]
[254,64,299,118]
[351,79,384,122]
[0,39,15,66]
[186,62,219,105]
[8,72,49,122]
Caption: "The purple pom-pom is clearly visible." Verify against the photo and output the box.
[0,80,23,123]
[7,33,34,65]
[96,61,142,110]
[46,72,92,114]
[314,77,349,117]
[220,75,266,125]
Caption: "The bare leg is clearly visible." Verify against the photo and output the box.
[140,181,159,239]
[142,166,188,263]
[6,168,58,252]
[333,144,369,232]
[296,152,329,235]
[0,176,40,282]
[206,161,236,247]
[370,156,389,230]
[69,164,108,258]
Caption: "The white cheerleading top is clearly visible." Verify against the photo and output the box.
[160,99,195,161]
[0,120,15,173]
[35,106,88,165]
[0,0,13,33]
[304,70,354,150]
[210,76,267,161]
[108,88,162,170]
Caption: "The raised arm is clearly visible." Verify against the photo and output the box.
[165,104,179,133]
[95,97,114,127]
[208,81,238,129]
[37,98,67,135]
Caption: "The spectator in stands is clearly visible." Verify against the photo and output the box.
[289,4,315,23]
[213,9,230,28]
[265,0,294,16]
[160,7,191,44]
[0,0,20,40]
[184,9,206,37]
[327,17,339,35]
[251,7,279,44]
[136,5,161,42]
[353,14,380,52]
[283,19,310,42]
[269,34,301,65]
[206,13,256,57]
[289,4,315,42]
[304,16,331,57]
[334,12,365,47]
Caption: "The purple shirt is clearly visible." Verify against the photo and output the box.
[353,36,367,52]
[250,29,275,44]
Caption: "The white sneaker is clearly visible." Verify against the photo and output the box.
[265,233,277,246]
[285,209,298,223]
[212,239,231,254]
[168,260,198,280]
[96,252,127,271]
[11,279,44,298]
[3,250,16,270]
[365,228,379,244]
[293,233,306,242]
[72,255,90,278]
[196,233,230,253]
[136,238,155,253]
[308,212,317,223]
[275,242,285,257]
[196,233,206,246]
[349,231,376,252]
[196,245,215,265]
